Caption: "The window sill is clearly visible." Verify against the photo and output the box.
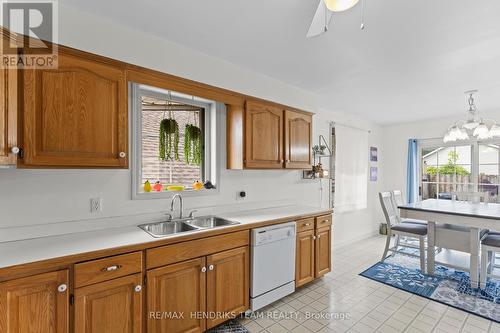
[132,187,219,200]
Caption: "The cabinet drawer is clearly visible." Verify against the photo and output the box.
[75,251,142,288]
[147,231,249,269]
[315,214,332,229]
[296,218,314,233]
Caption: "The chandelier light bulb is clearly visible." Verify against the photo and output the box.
[473,120,489,137]
[458,128,469,140]
[477,131,492,141]
[490,123,500,138]
[450,125,461,139]
[443,131,454,143]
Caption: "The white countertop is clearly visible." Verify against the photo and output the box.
[0,205,330,269]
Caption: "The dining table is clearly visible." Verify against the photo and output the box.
[398,198,500,287]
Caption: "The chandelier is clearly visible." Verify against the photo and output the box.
[443,90,500,143]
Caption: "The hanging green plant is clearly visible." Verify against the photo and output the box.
[159,118,180,161]
[184,124,202,165]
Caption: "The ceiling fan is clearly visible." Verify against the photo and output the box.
[306,0,363,38]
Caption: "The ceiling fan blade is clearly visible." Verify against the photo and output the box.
[306,1,333,38]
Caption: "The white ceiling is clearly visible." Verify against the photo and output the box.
[64,0,500,125]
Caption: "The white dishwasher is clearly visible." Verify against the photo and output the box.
[250,221,296,311]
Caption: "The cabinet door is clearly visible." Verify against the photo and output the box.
[21,50,128,167]
[0,270,69,333]
[0,65,17,165]
[315,226,332,278]
[147,258,206,333]
[206,246,249,329]
[295,229,315,287]
[244,100,283,169]
[74,273,142,333]
[284,110,312,169]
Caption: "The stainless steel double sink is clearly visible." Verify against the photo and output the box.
[138,216,240,238]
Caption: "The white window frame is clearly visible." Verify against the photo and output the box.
[418,137,500,200]
[129,83,221,200]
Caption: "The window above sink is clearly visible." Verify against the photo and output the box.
[130,83,221,199]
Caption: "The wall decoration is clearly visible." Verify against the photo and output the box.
[370,146,378,162]
[370,167,378,182]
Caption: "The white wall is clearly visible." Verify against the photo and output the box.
[0,4,384,246]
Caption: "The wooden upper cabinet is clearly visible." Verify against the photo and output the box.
[0,269,69,333]
[21,50,128,168]
[244,100,284,169]
[206,247,249,329]
[0,63,18,166]
[284,110,312,169]
[227,99,313,170]
[75,273,142,333]
[147,257,206,333]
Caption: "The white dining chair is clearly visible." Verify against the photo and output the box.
[379,192,427,273]
[392,190,427,225]
[480,232,500,289]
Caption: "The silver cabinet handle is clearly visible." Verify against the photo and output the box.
[201,266,207,273]
[304,223,311,226]
[101,265,121,272]
[208,264,214,271]
[312,236,316,240]
[119,152,126,158]
[134,285,142,293]
[317,235,321,239]
[58,284,67,293]
[11,147,20,155]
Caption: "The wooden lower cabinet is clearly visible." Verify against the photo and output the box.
[295,217,332,288]
[295,229,315,287]
[74,273,143,333]
[146,246,249,333]
[315,227,332,278]
[147,257,207,333]
[0,269,69,333]
[206,247,249,329]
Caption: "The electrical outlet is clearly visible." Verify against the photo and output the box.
[90,198,102,213]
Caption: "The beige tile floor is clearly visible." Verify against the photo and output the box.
[238,236,500,333]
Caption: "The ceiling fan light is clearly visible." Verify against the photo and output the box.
[473,121,489,137]
[323,0,360,12]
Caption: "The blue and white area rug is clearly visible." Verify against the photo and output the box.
[360,255,500,322]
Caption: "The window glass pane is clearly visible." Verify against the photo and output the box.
[141,95,203,191]
[479,144,499,202]
[422,182,437,200]
[421,144,472,200]
[479,144,499,164]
